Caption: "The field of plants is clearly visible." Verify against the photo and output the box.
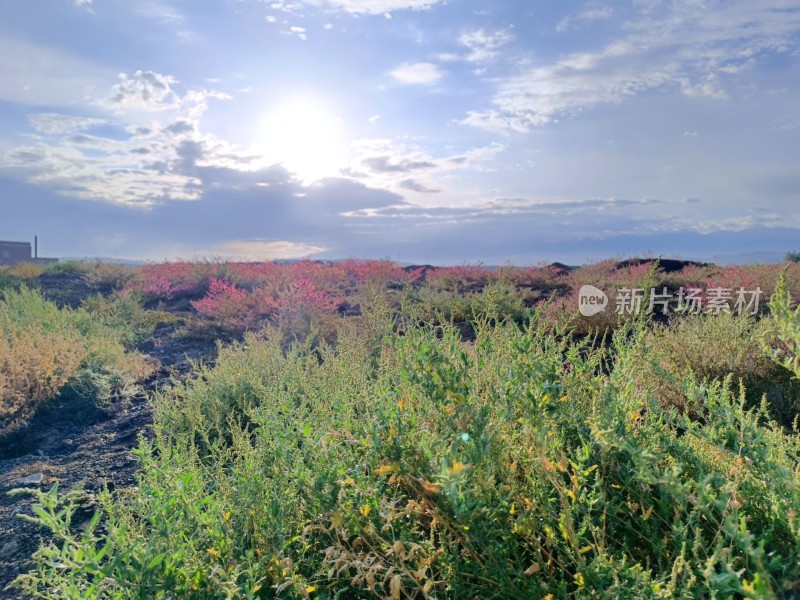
[4,257,800,598]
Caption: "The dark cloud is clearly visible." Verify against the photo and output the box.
[398,178,441,193]
[2,167,797,265]
[163,120,196,135]
[362,155,436,173]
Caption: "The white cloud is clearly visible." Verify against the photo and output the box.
[465,0,800,132]
[284,25,308,39]
[556,6,613,32]
[3,71,237,208]
[300,0,446,15]
[74,0,92,6]
[136,2,184,24]
[344,138,505,203]
[106,70,181,111]
[390,62,443,85]
[28,113,108,135]
[214,240,326,260]
[458,28,515,63]
[135,2,199,42]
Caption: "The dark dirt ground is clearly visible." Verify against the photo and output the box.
[0,279,217,598]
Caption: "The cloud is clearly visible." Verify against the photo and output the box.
[458,28,515,63]
[399,178,441,193]
[74,0,92,6]
[135,2,200,42]
[283,25,308,39]
[556,6,613,32]
[465,0,800,132]
[106,70,181,111]
[213,240,326,260]
[136,2,184,24]
[3,70,235,208]
[28,113,108,135]
[163,120,197,136]
[390,62,443,84]
[299,0,447,15]
[362,156,436,173]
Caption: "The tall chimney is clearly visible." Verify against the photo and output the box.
[34,236,38,259]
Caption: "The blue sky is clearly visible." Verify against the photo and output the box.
[1,0,799,264]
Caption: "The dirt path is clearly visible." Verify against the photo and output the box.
[0,319,216,597]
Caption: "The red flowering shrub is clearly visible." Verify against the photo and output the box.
[279,277,343,314]
[128,261,213,302]
[190,278,279,335]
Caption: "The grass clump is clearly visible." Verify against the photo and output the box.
[618,311,800,425]
[0,287,152,434]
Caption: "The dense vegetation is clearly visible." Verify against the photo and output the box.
[5,258,800,598]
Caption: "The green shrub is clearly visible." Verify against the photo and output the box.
[83,261,136,292]
[617,312,800,425]
[13,308,800,598]
[765,269,800,381]
[80,291,159,348]
[44,260,94,276]
[0,266,22,293]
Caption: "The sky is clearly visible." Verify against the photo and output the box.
[1,0,799,265]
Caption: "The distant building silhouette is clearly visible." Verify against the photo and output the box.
[0,238,57,266]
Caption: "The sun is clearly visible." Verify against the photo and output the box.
[256,97,346,184]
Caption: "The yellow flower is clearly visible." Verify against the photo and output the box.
[450,461,468,475]
[509,502,516,515]
[207,548,221,558]
[389,425,398,436]
[559,395,569,402]
[574,572,585,587]
[252,584,262,593]
[359,504,372,517]
[306,585,317,593]
[397,397,408,410]
[567,490,577,502]
[443,405,457,415]
[223,511,231,522]
[374,464,397,475]
[543,595,554,600]
[580,545,593,555]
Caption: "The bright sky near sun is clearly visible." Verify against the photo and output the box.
[1,0,799,264]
